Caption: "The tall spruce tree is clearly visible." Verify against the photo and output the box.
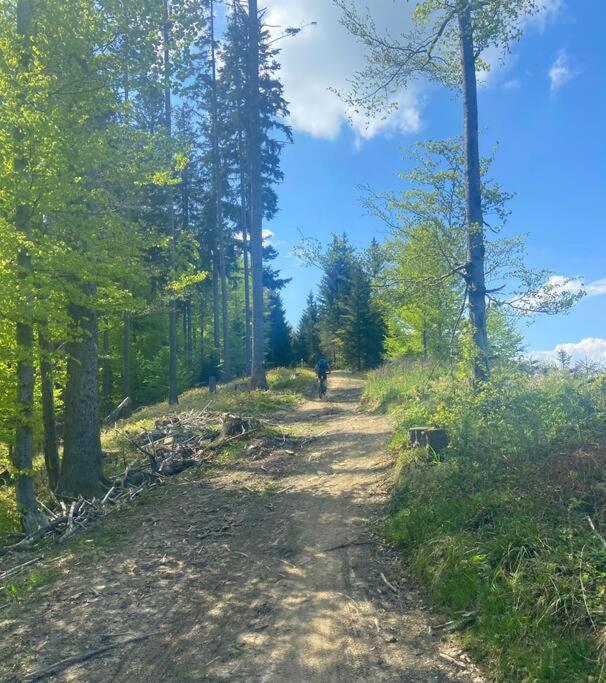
[266,291,292,368]
[295,293,321,365]
[338,265,385,371]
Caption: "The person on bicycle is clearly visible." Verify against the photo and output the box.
[315,355,331,383]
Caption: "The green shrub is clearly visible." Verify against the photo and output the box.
[369,361,606,681]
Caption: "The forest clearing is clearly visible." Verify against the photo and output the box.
[1,0,604,681]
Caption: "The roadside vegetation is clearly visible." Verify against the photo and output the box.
[366,360,606,681]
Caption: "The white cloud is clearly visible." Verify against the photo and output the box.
[544,275,606,298]
[263,0,563,140]
[478,0,563,88]
[234,228,274,243]
[533,338,606,367]
[263,0,422,141]
[503,78,521,90]
[549,49,578,91]
[527,0,564,31]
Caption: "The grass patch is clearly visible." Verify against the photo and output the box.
[2,568,60,602]
[101,367,314,459]
[369,361,606,682]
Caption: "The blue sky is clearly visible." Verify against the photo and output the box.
[262,0,606,362]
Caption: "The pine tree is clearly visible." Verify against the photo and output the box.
[266,291,292,368]
[317,234,356,365]
[338,265,385,371]
[294,293,321,365]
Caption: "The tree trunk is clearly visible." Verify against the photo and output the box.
[12,0,46,533]
[122,314,131,399]
[212,248,221,373]
[59,285,104,497]
[209,0,230,382]
[247,0,268,389]
[185,300,193,372]
[458,3,489,383]
[240,143,252,376]
[102,325,112,416]
[38,324,60,491]
[199,279,206,380]
[163,0,179,405]
[219,244,231,381]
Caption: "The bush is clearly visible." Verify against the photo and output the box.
[367,361,606,681]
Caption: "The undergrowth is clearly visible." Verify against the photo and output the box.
[0,367,315,543]
[366,361,606,682]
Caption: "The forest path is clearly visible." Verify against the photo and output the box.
[4,373,479,682]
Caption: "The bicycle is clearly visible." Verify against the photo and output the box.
[318,374,328,399]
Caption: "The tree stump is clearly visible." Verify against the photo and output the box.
[221,414,260,439]
[209,376,217,394]
[409,427,449,451]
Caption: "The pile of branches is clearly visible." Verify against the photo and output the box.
[1,410,262,557]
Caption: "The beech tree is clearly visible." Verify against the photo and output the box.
[11,0,47,531]
[368,139,581,364]
[335,0,544,381]
[0,0,293,525]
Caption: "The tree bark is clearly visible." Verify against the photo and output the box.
[185,300,193,372]
[212,247,221,373]
[122,314,131,399]
[59,284,104,497]
[102,325,112,416]
[199,277,206,380]
[219,244,231,381]
[239,141,252,376]
[458,3,489,383]
[38,324,60,491]
[163,0,179,405]
[12,0,46,533]
[247,0,268,389]
[209,0,231,382]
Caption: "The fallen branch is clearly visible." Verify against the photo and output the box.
[103,397,133,426]
[380,572,399,594]
[0,556,44,582]
[208,428,260,451]
[322,540,375,552]
[0,517,68,556]
[439,652,468,669]
[20,631,165,682]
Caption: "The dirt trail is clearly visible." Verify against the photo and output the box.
[3,373,478,682]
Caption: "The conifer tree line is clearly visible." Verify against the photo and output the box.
[0,0,293,529]
[294,235,386,372]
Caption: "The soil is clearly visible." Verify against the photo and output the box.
[1,373,481,682]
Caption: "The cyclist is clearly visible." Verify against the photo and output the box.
[315,355,331,397]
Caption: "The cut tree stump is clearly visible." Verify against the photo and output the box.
[221,414,260,439]
[409,427,449,451]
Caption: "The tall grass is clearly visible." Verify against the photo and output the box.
[366,361,606,681]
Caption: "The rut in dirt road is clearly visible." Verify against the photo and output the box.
[3,373,479,683]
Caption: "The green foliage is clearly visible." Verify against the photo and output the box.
[294,293,321,365]
[367,362,606,680]
[3,568,59,602]
[335,0,544,116]
[266,290,293,368]
[296,233,386,369]
[338,263,385,371]
[370,139,579,369]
